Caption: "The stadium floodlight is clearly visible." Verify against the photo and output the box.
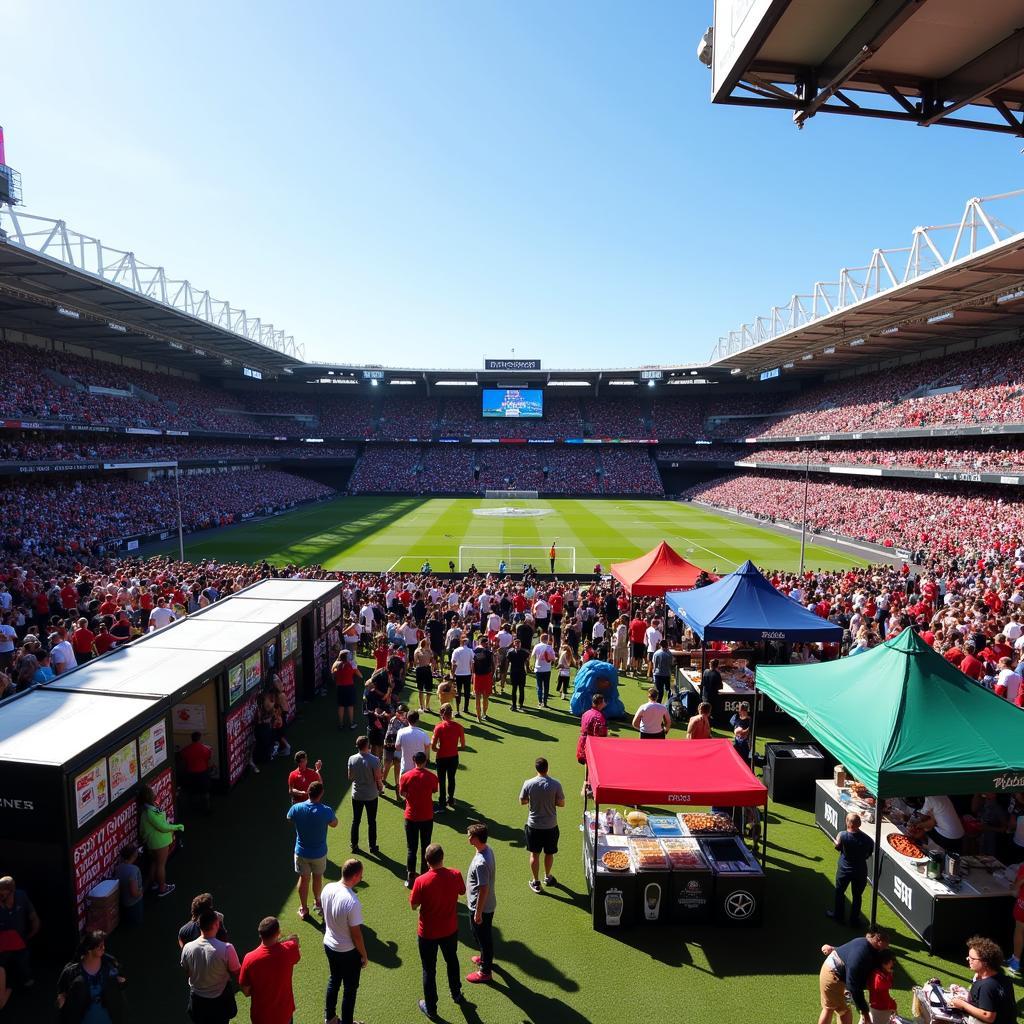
[997,288,1024,305]
[370,378,379,386]
[849,338,865,346]
[927,310,954,324]
[783,361,794,368]
[823,346,836,354]
[108,322,127,333]
[607,380,637,386]
[436,380,478,386]
[730,368,742,375]
[547,380,590,387]
[801,353,813,361]
[647,379,656,387]
[56,306,80,318]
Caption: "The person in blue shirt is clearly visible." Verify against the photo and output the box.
[826,811,875,925]
[285,781,337,920]
[32,651,55,685]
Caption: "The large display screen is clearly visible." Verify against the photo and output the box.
[482,388,543,419]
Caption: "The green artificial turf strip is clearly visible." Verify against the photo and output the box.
[19,660,1004,1024]
[164,496,869,573]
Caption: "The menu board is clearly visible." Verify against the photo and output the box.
[107,740,139,802]
[74,759,109,827]
[278,660,297,721]
[172,703,207,733]
[139,720,167,777]
[72,766,174,930]
[244,651,262,692]
[227,662,244,706]
[225,691,260,786]
[281,622,298,660]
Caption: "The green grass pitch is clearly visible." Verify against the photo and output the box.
[169,496,871,573]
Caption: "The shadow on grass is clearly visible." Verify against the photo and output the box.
[485,924,580,994]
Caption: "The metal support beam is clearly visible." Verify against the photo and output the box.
[922,26,1024,125]
[794,0,927,126]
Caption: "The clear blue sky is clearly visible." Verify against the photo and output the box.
[4,1,1021,368]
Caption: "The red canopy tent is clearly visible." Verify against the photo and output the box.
[584,737,769,874]
[585,737,767,807]
[610,541,714,597]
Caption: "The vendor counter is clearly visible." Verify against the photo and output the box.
[814,780,1014,951]
[675,667,790,725]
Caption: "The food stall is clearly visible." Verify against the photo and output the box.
[814,779,1014,951]
[666,560,842,729]
[758,627,1024,950]
[225,578,345,700]
[0,687,175,952]
[583,737,768,931]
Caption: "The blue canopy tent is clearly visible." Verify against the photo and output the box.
[664,560,843,643]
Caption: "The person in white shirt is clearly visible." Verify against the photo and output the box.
[592,616,606,647]
[49,636,77,675]
[996,658,1023,703]
[914,794,965,853]
[321,858,368,1024]
[450,639,475,716]
[494,625,514,691]
[0,586,11,613]
[530,635,556,707]
[181,909,241,1014]
[487,611,501,634]
[533,598,550,634]
[644,622,663,678]
[148,598,176,631]
[395,711,431,775]
[632,688,671,739]
[1006,616,1023,642]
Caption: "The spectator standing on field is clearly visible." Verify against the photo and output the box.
[632,687,671,740]
[450,637,474,717]
[400,750,439,888]
[465,823,497,984]
[651,638,674,704]
[333,651,363,731]
[520,757,565,893]
[431,704,466,813]
[286,780,337,920]
[530,633,556,708]
[238,916,300,1024]
[506,637,529,712]
[472,638,494,721]
[287,751,323,804]
[347,736,383,855]
[181,907,241,1024]
[410,843,466,1020]
[396,711,431,777]
[321,859,368,1024]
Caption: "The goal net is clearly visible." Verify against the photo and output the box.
[458,545,577,573]
[485,489,539,499]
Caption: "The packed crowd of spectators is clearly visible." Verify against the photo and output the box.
[600,449,664,494]
[650,398,708,438]
[684,471,1024,557]
[0,470,335,556]
[581,397,651,437]
[739,443,1024,473]
[655,445,746,461]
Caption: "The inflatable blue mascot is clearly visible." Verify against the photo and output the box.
[569,659,626,719]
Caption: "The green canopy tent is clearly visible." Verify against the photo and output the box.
[755,627,1024,925]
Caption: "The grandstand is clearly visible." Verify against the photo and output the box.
[4,189,1024,561]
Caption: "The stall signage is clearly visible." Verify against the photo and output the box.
[666,794,693,804]
[139,720,167,776]
[279,660,297,721]
[244,652,262,692]
[760,631,785,640]
[893,876,913,911]
[823,803,838,830]
[107,741,138,802]
[993,772,1024,791]
[228,663,244,706]
[172,703,208,733]
[225,692,259,786]
[74,760,109,828]
[281,623,298,660]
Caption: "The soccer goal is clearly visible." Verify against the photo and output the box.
[458,545,576,573]
[484,489,539,499]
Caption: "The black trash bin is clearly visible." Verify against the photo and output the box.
[764,742,830,804]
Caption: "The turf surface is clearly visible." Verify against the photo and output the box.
[19,662,996,1024]
[166,496,870,573]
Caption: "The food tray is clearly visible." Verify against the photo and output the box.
[886,832,926,862]
[659,838,708,870]
[677,812,738,837]
[628,837,669,871]
[648,815,683,837]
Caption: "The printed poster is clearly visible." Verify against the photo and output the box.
[281,623,298,660]
[244,651,262,692]
[172,703,207,733]
[107,740,138,801]
[139,720,167,776]
[74,759,109,828]
[228,662,244,706]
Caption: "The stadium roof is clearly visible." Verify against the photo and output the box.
[706,0,1024,137]
[708,190,1024,376]
[0,208,305,379]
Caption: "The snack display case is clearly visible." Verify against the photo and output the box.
[662,838,714,924]
[677,811,738,837]
[582,819,637,929]
[629,837,671,924]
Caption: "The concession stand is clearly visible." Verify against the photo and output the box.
[757,628,1024,951]
[0,687,175,952]
[665,560,842,728]
[228,578,344,699]
[582,737,768,931]
[611,541,712,602]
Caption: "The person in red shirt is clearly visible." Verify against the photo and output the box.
[333,652,363,731]
[959,643,985,681]
[178,731,214,811]
[238,915,301,1024]
[431,705,466,812]
[59,580,78,612]
[628,617,647,675]
[409,843,466,1020]
[98,595,118,617]
[70,617,96,663]
[867,950,898,1019]
[93,624,116,656]
[287,751,323,804]
[399,751,438,888]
